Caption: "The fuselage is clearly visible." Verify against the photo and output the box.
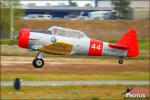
[17,26,139,68]
[18,28,128,57]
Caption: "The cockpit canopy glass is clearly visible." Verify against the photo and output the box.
[31,30,52,34]
[48,26,87,39]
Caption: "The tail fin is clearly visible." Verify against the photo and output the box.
[116,28,139,57]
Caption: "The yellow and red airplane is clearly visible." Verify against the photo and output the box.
[18,26,139,68]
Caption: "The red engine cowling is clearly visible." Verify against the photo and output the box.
[18,29,30,48]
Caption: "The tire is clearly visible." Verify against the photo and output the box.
[32,58,44,68]
[118,60,123,64]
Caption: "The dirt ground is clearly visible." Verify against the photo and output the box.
[1,56,149,74]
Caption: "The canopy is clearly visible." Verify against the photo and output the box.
[48,26,87,39]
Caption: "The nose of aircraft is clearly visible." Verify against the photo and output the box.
[18,29,30,48]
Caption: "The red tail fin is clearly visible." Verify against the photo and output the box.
[116,28,139,57]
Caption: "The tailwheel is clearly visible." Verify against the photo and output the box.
[118,59,123,64]
[32,58,44,68]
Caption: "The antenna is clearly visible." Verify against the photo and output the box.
[10,0,14,40]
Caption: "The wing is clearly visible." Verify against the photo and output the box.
[38,42,73,55]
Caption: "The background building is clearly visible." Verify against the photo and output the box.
[25,5,112,18]
[22,0,149,19]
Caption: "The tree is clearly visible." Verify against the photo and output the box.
[69,0,78,7]
[85,3,91,7]
[69,0,72,5]
[111,0,132,19]
[95,0,98,7]
[0,0,25,38]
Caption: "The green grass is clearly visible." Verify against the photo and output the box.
[1,85,149,100]
[1,72,149,81]
[1,51,35,56]
[139,41,150,50]
[0,39,17,45]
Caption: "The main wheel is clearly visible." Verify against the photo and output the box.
[118,60,123,64]
[32,58,44,68]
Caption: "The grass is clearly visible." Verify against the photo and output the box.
[0,39,17,45]
[138,40,150,50]
[1,72,149,81]
[1,51,35,56]
[1,85,149,100]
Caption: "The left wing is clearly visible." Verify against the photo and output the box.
[38,42,73,55]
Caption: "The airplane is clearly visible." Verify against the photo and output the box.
[18,26,139,68]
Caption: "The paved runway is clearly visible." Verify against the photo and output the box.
[1,81,149,86]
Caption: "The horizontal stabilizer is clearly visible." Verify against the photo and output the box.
[109,44,128,50]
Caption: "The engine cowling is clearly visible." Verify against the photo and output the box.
[18,29,30,48]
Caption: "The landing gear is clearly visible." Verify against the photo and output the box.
[118,56,124,64]
[32,52,44,68]
[32,58,44,68]
[118,59,123,64]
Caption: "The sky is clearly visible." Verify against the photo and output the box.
[3,0,150,8]
[19,0,111,7]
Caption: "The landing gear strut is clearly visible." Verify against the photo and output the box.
[118,57,124,64]
[32,52,44,68]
